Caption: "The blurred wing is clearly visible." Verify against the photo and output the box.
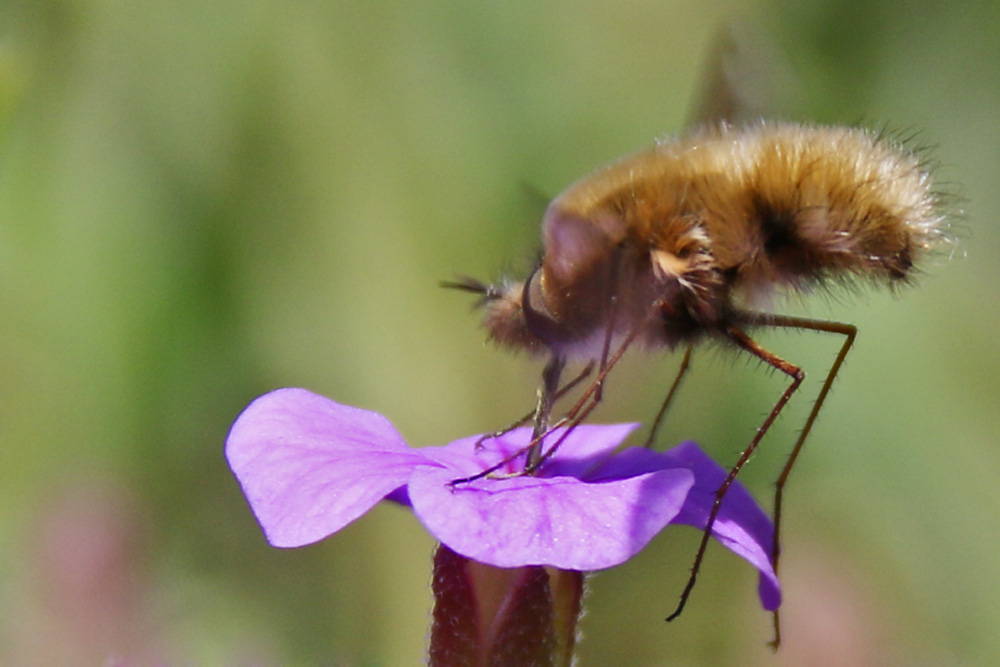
[687,23,802,127]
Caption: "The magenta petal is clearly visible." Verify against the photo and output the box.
[225,388,428,547]
[409,466,695,570]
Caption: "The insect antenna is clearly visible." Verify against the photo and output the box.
[439,275,504,302]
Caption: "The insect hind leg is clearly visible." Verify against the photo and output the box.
[665,324,804,631]
[746,313,857,649]
[664,312,855,652]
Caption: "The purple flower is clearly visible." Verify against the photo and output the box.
[225,387,781,610]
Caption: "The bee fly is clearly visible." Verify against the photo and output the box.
[447,120,952,645]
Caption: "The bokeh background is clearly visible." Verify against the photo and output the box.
[0,0,997,664]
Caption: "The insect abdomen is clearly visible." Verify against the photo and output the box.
[713,123,948,297]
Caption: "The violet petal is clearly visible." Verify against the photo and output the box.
[593,442,781,610]
[225,388,428,547]
[409,465,694,570]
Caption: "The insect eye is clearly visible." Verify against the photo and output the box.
[521,266,561,346]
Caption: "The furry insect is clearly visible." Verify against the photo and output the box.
[448,120,951,646]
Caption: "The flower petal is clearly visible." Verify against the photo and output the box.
[569,441,781,609]
[225,388,429,547]
[657,442,781,610]
[409,466,695,570]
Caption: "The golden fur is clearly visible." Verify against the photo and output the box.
[478,121,950,356]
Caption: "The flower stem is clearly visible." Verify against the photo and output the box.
[429,544,583,667]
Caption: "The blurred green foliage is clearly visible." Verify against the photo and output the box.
[0,0,997,664]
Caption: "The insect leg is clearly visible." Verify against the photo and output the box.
[642,345,693,449]
[742,313,856,649]
[666,326,803,627]
[450,325,641,486]
[474,362,595,448]
[530,320,645,470]
[526,354,566,468]
[528,245,631,469]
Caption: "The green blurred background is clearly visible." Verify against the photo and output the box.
[0,0,997,664]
